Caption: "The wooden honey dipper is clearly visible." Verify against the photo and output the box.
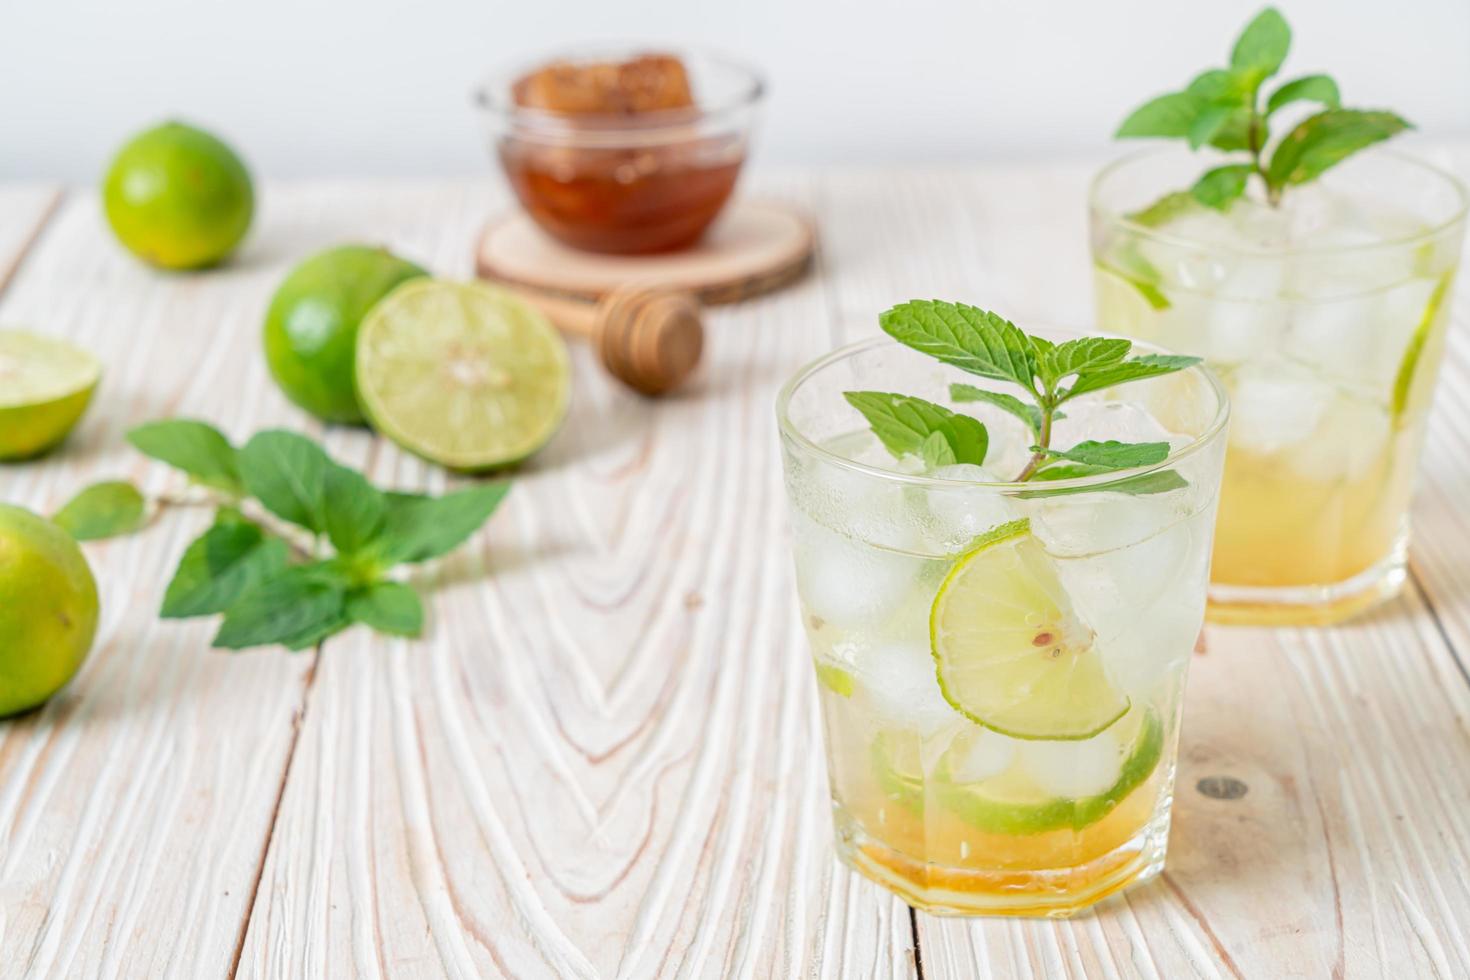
[505,284,704,395]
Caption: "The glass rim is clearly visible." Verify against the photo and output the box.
[471,43,766,134]
[775,333,1231,494]
[1089,146,1470,259]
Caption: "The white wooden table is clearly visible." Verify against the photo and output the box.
[3,154,1470,979]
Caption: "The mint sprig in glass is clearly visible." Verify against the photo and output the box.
[1091,6,1469,624]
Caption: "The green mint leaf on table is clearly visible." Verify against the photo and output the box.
[1034,440,1171,470]
[1114,7,1408,208]
[1266,74,1340,115]
[1063,354,1201,401]
[1229,7,1290,80]
[127,419,244,495]
[52,481,147,540]
[878,301,1036,391]
[323,462,386,556]
[346,581,424,638]
[161,513,290,617]
[1191,164,1255,211]
[367,484,512,565]
[844,391,989,467]
[238,430,329,534]
[212,563,350,651]
[1265,109,1411,189]
[949,384,1044,436]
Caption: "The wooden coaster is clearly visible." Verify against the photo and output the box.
[475,199,815,305]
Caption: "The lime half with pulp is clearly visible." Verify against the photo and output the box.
[930,518,1128,741]
[356,280,570,471]
[0,331,101,460]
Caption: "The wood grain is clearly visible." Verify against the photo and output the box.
[0,184,62,296]
[226,176,914,979]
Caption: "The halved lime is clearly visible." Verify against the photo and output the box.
[0,331,102,460]
[355,280,570,471]
[930,518,1129,741]
[935,709,1162,835]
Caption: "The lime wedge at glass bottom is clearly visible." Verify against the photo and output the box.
[355,280,570,471]
[0,331,101,460]
[930,518,1128,741]
[935,709,1162,835]
[872,732,924,815]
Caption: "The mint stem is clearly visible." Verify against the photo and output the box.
[1014,396,1056,482]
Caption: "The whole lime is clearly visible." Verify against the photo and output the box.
[263,245,428,423]
[102,121,254,270]
[0,504,100,717]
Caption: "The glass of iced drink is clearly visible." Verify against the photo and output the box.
[777,331,1228,916]
[1092,148,1467,623]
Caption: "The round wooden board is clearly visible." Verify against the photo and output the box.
[474,199,815,305]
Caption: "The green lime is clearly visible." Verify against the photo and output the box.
[0,331,101,460]
[935,710,1162,835]
[871,732,925,815]
[102,121,254,270]
[263,245,428,423]
[814,660,854,697]
[930,518,1129,741]
[0,504,100,716]
[1391,270,1454,419]
[355,280,571,471]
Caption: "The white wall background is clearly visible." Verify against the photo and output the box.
[3,0,1468,181]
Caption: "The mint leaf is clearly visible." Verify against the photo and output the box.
[949,384,1043,436]
[1062,354,1200,401]
[1207,108,1258,152]
[1187,105,1235,150]
[919,430,957,469]
[52,481,146,540]
[1018,468,1188,498]
[161,513,290,617]
[127,420,243,495]
[1115,92,1204,139]
[879,301,1037,391]
[1266,109,1411,189]
[368,483,511,565]
[843,391,988,467]
[212,563,348,651]
[1036,440,1170,470]
[1127,192,1200,229]
[1191,164,1254,211]
[1186,69,1249,105]
[239,430,329,534]
[1266,74,1340,114]
[1230,7,1290,80]
[323,463,386,557]
[347,581,424,637]
[1041,338,1132,388]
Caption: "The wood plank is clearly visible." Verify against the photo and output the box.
[235,176,917,979]
[0,184,61,296]
[818,160,1470,978]
[0,183,497,978]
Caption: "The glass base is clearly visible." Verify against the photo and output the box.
[835,809,1170,918]
[1205,534,1408,626]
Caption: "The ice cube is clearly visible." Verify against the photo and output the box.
[921,464,1017,552]
[1205,261,1288,366]
[944,726,1018,783]
[795,450,921,552]
[1052,517,1196,640]
[856,640,961,736]
[1018,725,1125,799]
[792,514,925,631]
[1285,390,1392,482]
[1282,295,1382,393]
[1050,399,1181,451]
[1225,357,1334,454]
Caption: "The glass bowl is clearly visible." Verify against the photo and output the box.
[474,45,765,255]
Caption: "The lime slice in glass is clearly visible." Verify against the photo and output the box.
[0,331,101,460]
[356,280,570,471]
[814,660,855,697]
[930,518,1129,741]
[935,709,1162,835]
[1391,270,1454,420]
[871,732,924,815]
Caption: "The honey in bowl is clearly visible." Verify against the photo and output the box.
[492,51,757,255]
